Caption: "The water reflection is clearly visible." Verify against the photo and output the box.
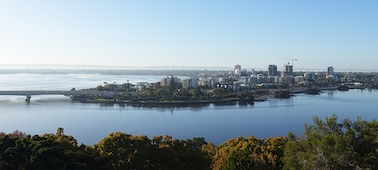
[93,101,260,112]
[327,91,334,97]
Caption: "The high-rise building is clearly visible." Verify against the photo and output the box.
[285,64,293,73]
[281,64,293,77]
[234,64,241,76]
[328,66,334,75]
[268,65,278,76]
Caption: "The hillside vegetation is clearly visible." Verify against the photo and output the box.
[1,115,377,169]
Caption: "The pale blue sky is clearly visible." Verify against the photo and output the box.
[1,1,377,71]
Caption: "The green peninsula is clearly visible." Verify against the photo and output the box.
[72,76,256,107]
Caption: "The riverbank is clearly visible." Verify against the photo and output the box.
[70,85,370,107]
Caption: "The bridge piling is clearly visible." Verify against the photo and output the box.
[25,95,31,102]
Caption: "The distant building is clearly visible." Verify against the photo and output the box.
[160,76,180,86]
[267,76,279,83]
[198,79,208,87]
[268,65,278,76]
[238,76,249,84]
[250,74,267,84]
[234,64,241,76]
[201,77,218,87]
[304,73,316,81]
[160,77,169,86]
[326,75,338,82]
[285,64,293,74]
[182,77,198,88]
[328,66,334,75]
[251,69,257,76]
[218,77,230,84]
[281,64,293,77]
[191,77,198,88]
[279,76,294,83]
[295,76,304,83]
[136,82,151,91]
[182,78,191,88]
[240,69,248,76]
[197,77,212,87]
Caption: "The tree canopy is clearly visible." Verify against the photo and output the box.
[283,115,378,169]
[1,115,378,169]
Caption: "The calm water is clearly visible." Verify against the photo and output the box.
[0,73,377,145]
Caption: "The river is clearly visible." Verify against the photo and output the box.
[0,73,377,145]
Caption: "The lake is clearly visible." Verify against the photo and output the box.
[0,73,377,145]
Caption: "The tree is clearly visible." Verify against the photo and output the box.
[189,88,203,99]
[212,136,287,170]
[94,132,153,169]
[56,127,64,137]
[0,132,106,169]
[283,115,378,169]
[95,133,211,169]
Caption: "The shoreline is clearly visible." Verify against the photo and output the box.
[70,86,371,107]
[71,96,255,107]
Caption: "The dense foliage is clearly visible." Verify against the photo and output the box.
[0,129,211,170]
[211,136,287,170]
[283,115,378,169]
[0,128,104,169]
[1,115,377,169]
[94,133,211,169]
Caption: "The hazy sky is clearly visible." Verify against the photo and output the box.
[1,1,377,71]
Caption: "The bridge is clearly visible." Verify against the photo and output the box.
[0,90,137,102]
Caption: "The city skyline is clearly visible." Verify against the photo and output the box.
[1,1,377,72]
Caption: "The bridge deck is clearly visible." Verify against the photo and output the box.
[0,90,137,96]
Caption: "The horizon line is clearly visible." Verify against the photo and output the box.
[0,64,376,73]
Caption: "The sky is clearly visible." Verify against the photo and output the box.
[0,1,377,71]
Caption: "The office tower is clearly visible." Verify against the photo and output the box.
[268,65,278,76]
[328,66,334,75]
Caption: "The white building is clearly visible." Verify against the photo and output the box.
[249,74,267,84]
[160,76,180,86]
[304,73,316,80]
[198,79,208,87]
[326,75,338,82]
[208,77,218,87]
[238,76,249,84]
[234,64,241,76]
[136,82,151,91]
[182,77,198,88]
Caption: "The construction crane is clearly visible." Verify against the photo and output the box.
[283,52,298,67]
[290,58,298,67]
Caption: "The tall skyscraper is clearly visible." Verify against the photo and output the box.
[328,66,334,75]
[268,65,278,76]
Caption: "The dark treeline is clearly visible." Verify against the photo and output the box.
[1,115,377,169]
